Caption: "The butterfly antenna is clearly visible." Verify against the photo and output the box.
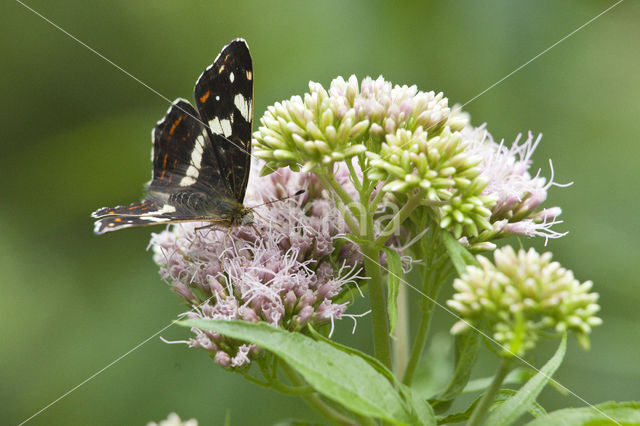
[250,189,305,209]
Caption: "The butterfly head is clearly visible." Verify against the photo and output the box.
[231,206,254,226]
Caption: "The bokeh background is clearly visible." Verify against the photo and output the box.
[2,1,639,424]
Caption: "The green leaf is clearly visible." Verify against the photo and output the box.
[436,389,546,425]
[178,319,413,424]
[485,334,567,426]
[524,401,640,426]
[462,367,531,394]
[430,330,479,413]
[411,333,454,399]
[437,393,483,424]
[440,229,478,276]
[398,384,437,426]
[307,325,395,382]
[382,247,403,336]
[308,326,437,425]
[494,389,547,418]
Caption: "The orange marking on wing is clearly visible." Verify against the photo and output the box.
[173,159,178,167]
[199,90,210,103]
[169,116,183,135]
[160,169,166,178]
[115,218,122,222]
[218,64,225,74]
[162,154,168,168]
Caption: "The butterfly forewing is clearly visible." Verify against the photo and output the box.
[149,99,229,197]
[194,39,253,202]
[92,38,253,235]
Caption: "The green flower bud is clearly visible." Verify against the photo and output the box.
[447,246,601,357]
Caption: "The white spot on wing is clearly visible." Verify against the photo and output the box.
[234,93,251,121]
[94,221,106,234]
[246,70,252,80]
[138,216,173,223]
[209,117,223,135]
[229,72,235,83]
[186,165,199,178]
[142,205,177,216]
[220,118,232,136]
[179,174,197,187]
[191,134,205,168]
[179,171,199,186]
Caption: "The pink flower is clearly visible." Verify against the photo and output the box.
[150,165,363,367]
[462,125,567,245]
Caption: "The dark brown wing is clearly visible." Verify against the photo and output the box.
[194,38,253,203]
[149,99,230,197]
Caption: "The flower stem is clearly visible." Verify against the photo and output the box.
[362,243,393,369]
[345,158,363,192]
[392,283,410,377]
[280,361,360,426]
[374,190,425,247]
[401,266,443,385]
[316,172,360,235]
[401,221,450,385]
[368,178,388,212]
[467,357,512,426]
[317,165,392,369]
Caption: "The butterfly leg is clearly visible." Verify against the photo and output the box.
[250,223,265,241]
[195,223,218,232]
[194,218,230,232]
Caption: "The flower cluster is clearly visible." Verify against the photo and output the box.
[254,75,563,245]
[253,75,464,174]
[447,246,602,357]
[150,166,362,368]
[368,125,496,239]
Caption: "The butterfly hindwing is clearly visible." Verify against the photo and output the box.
[92,200,174,234]
[194,39,253,202]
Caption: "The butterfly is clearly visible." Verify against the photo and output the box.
[92,39,254,234]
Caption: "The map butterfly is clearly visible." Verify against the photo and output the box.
[92,39,254,234]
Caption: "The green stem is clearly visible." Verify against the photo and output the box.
[368,177,388,213]
[467,358,512,426]
[401,219,451,385]
[392,283,410,377]
[316,173,360,235]
[374,190,425,247]
[362,243,393,369]
[280,361,359,426]
[401,266,443,385]
[318,165,393,370]
[345,158,363,192]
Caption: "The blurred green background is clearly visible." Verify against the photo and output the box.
[2,1,639,424]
